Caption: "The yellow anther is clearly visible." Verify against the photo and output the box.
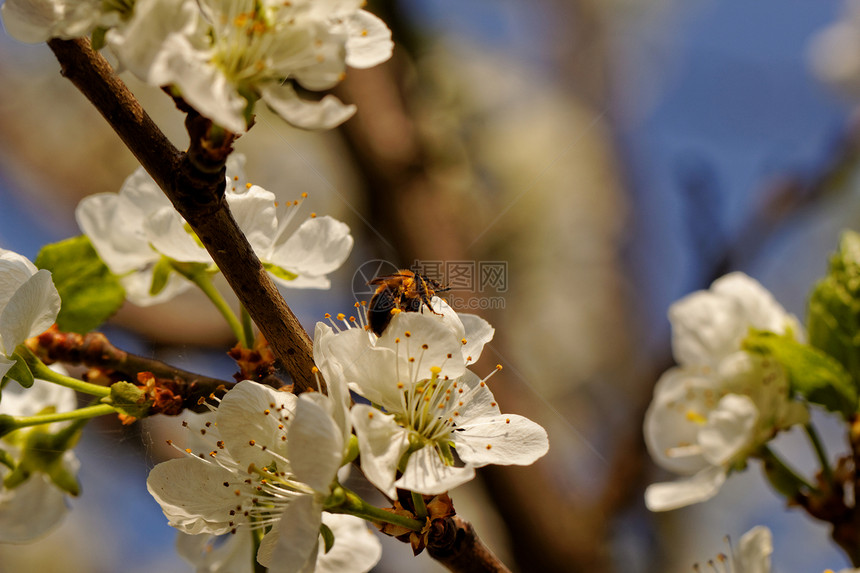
[686,410,707,425]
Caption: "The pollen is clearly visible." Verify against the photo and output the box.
[422,344,429,349]
[301,192,308,198]
[394,337,400,343]
[234,490,241,496]
[361,29,368,36]
[245,182,252,189]
[310,213,317,218]
[390,308,402,316]
[447,353,452,359]
[461,338,467,345]
[368,412,374,419]
[233,176,239,181]
[686,410,707,425]
[397,382,404,389]
[248,440,256,446]
[505,418,510,424]
[263,409,270,415]
[405,331,412,337]
[325,313,331,319]
[496,364,503,371]
[185,448,192,454]
[311,366,319,373]
[337,313,346,320]
[486,444,492,450]
[490,402,496,407]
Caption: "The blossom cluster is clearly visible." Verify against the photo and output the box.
[644,273,809,511]
[1,0,394,132]
[77,153,353,306]
[147,299,549,571]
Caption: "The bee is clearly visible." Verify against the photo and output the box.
[367,269,449,336]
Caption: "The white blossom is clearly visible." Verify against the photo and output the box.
[0,248,61,381]
[147,375,376,572]
[76,155,353,305]
[0,375,79,543]
[0,0,122,43]
[176,513,380,573]
[316,302,548,498]
[644,273,808,511]
[108,0,394,132]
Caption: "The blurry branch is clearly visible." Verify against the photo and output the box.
[46,37,318,393]
[27,327,235,411]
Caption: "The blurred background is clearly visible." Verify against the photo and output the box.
[1,0,860,570]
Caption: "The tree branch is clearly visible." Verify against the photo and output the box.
[428,517,512,573]
[46,37,318,392]
[28,327,235,411]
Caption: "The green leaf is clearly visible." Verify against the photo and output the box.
[35,236,125,333]
[2,353,34,389]
[320,523,335,554]
[808,231,860,383]
[743,330,857,417]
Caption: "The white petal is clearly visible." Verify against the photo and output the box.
[0,249,39,316]
[226,185,278,256]
[317,514,382,573]
[453,413,549,468]
[1,0,59,43]
[344,11,393,69]
[396,446,476,495]
[146,458,246,535]
[644,465,727,512]
[269,216,353,281]
[0,474,69,543]
[262,84,356,130]
[350,404,409,498]
[324,329,403,408]
[1,374,76,419]
[643,367,719,475]
[145,208,212,263]
[107,0,203,85]
[287,393,343,494]
[263,495,320,573]
[313,323,352,446]
[457,312,494,365]
[176,530,253,573]
[699,394,758,466]
[0,270,60,354]
[711,272,799,337]
[120,269,193,307]
[216,381,297,470]
[378,312,467,383]
[76,193,157,273]
[737,525,773,573]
